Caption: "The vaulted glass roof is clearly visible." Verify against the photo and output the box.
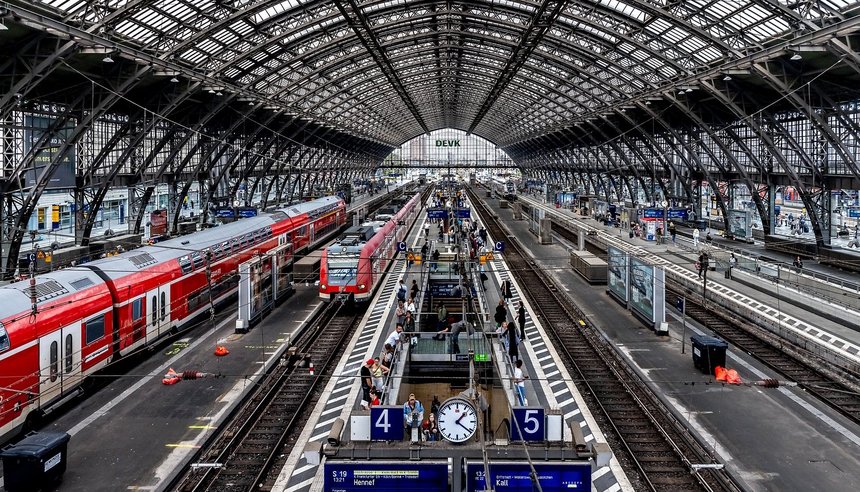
[29,0,854,148]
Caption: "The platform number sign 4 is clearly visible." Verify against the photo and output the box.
[511,407,545,441]
[370,406,403,441]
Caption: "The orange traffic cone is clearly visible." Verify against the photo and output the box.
[214,345,229,356]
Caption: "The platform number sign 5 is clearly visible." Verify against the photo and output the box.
[511,407,545,441]
[370,406,403,441]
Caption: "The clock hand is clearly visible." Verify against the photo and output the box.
[456,420,472,431]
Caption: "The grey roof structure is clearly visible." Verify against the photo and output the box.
[1,1,860,275]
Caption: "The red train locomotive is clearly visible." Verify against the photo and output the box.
[319,192,422,302]
[0,196,346,444]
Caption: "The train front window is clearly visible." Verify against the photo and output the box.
[327,256,358,286]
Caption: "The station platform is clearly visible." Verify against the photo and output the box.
[517,194,860,373]
[0,287,323,491]
[274,197,631,492]
[489,193,860,491]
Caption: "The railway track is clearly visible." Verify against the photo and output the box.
[468,188,739,492]
[667,286,860,425]
[543,206,860,427]
[173,302,362,491]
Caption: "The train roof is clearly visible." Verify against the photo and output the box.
[0,267,107,321]
[328,223,384,254]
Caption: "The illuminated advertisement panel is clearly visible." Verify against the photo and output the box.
[629,257,654,322]
[606,245,627,302]
[729,209,751,239]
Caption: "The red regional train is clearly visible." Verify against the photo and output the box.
[319,192,422,302]
[0,196,346,444]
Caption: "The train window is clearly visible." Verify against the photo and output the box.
[0,322,8,353]
[65,334,73,373]
[191,252,203,270]
[160,292,167,321]
[178,255,192,274]
[132,298,143,321]
[85,315,105,345]
[50,341,58,382]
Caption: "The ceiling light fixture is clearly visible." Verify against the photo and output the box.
[215,91,222,96]
[169,77,179,83]
[790,52,802,61]
[723,75,732,81]
[102,54,114,63]
[0,19,8,31]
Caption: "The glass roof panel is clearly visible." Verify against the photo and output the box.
[597,0,649,23]
[253,0,304,24]
[36,0,88,13]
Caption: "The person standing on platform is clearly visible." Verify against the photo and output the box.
[513,360,529,406]
[728,253,737,279]
[793,255,804,272]
[501,278,513,304]
[431,249,440,272]
[424,221,430,238]
[494,299,507,329]
[436,303,448,330]
[421,241,429,259]
[669,221,677,244]
[403,394,425,433]
[411,279,420,300]
[386,324,404,349]
[692,227,700,248]
[395,301,406,326]
[371,358,389,394]
[397,280,407,302]
[360,358,374,408]
[503,320,520,362]
[517,302,527,341]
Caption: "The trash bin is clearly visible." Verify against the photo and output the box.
[1,432,70,492]
[690,335,728,375]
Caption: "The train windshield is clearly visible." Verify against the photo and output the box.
[327,256,358,285]
[0,322,9,353]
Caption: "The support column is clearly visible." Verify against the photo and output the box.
[767,182,776,236]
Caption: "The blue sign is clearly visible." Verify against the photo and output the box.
[676,297,684,313]
[667,208,688,220]
[849,207,860,218]
[427,208,447,219]
[215,207,235,218]
[510,408,545,441]
[642,208,664,219]
[396,241,407,252]
[456,208,472,218]
[237,207,258,218]
[325,461,448,492]
[494,241,505,252]
[466,461,591,492]
[370,407,404,441]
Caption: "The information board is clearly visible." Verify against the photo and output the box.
[466,461,591,491]
[455,208,472,218]
[427,208,448,219]
[642,208,664,219]
[24,115,77,189]
[668,208,688,220]
[324,461,448,492]
[606,245,627,302]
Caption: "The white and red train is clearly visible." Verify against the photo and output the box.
[319,192,422,302]
[0,196,346,443]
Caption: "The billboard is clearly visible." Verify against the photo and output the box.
[238,254,274,324]
[729,209,751,239]
[629,257,654,322]
[466,461,591,492]
[607,245,627,302]
[272,243,294,300]
[150,210,168,237]
[324,461,448,492]
[24,115,77,189]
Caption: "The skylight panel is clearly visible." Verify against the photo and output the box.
[253,0,303,24]
[37,0,88,13]
[597,0,648,22]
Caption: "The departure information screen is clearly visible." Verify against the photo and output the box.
[466,461,591,491]
[324,461,448,492]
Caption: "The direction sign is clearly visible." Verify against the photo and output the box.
[28,253,36,262]
[494,241,505,252]
[396,241,407,252]
[370,406,404,441]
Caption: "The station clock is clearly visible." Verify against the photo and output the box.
[436,397,478,443]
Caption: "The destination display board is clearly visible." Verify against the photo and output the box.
[427,208,448,219]
[466,461,591,491]
[324,461,448,492]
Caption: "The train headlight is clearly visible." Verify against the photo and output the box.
[320,284,326,291]
[359,284,366,290]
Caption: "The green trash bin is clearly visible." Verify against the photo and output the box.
[1,432,70,492]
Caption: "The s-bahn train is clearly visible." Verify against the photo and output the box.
[320,192,422,302]
[492,175,517,201]
[0,196,346,444]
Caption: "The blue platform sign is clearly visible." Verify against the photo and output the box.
[456,208,472,218]
[215,207,235,218]
[427,208,447,219]
[369,407,404,441]
[494,241,505,252]
[642,208,664,219]
[237,207,258,218]
[325,461,448,492]
[466,461,591,492]
[396,241,407,252]
[510,408,545,441]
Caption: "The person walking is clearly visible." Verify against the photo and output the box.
[397,280,407,302]
[360,358,374,408]
[728,253,737,279]
[501,278,513,304]
[517,302,527,341]
[793,255,804,272]
[503,320,520,362]
[669,221,677,244]
[692,227,700,248]
[494,299,507,328]
[424,221,430,238]
[513,360,528,406]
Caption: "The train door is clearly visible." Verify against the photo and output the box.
[38,323,80,406]
[145,284,172,342]
[309,222,315,246]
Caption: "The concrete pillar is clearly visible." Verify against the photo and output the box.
[540,218,553,244]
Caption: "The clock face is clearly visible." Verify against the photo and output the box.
[437,398,477,443]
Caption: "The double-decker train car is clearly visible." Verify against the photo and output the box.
[0,196,345,444]
[319,192,422,302]
[491,175,517,201]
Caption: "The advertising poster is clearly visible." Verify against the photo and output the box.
[24,115,77,189]
[629,256,655,322]
[607,245,628,302]
[150,210,168,236]
[729,209,751,239]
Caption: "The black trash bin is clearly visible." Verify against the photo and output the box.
[690,335,728,375]
[1,432,70,492]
